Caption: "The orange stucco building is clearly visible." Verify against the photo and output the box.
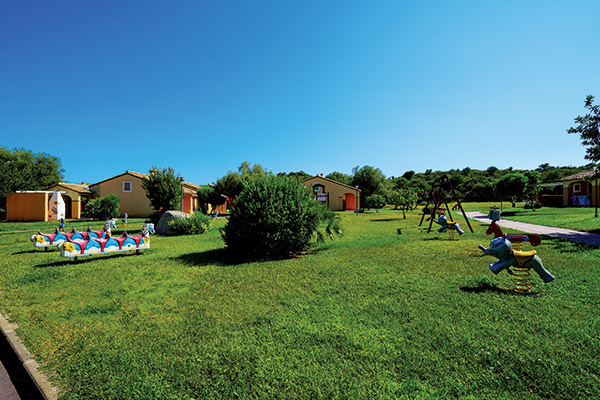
[6,192,51,221]
[6,170,202,221]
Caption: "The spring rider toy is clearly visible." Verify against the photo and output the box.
[433,211,465,239]
[478,238,555,285]
[479,207,554,293]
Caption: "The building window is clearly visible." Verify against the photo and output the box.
[573,183,581,193]
[123,181,132,192]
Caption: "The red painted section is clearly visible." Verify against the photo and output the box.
[183,193,195,213]
[344,193,356,210]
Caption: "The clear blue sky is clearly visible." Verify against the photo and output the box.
[2,1,599,185]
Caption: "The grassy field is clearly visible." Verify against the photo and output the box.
[0,208,598,399]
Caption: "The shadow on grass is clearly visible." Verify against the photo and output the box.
[175,246,331,267]
[541,235,600,252]
[460,281,512,295]
[370,218,404,222]
[175,248,237,267]
[12,249,42,255]
[33,251,146,268]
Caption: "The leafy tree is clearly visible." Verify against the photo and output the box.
[352,165,386,207]
[523,170,541,209]
[568,95,600,216]
[387,189,418,218]
[365,194,386,212]
[326,171,353,186]
[568,95,600,163]
[538,163,551,172]
[221,175,342,260]
[402,170,415,180]
[196,186,226,214]
[0,147,64,211]
[486,166,499,176]
[464,180,496,202]
[214,172,244,199]
[495,173,527,207]
[284,170,311,182]
[214,162,268,199]
[83,193,120,220]
[141,166,183,223]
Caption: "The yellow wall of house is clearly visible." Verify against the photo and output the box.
[6,192,49,221]
[91,176,153,218]
[303,177,360,211]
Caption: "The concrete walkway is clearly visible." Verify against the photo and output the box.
[465,211,600,246]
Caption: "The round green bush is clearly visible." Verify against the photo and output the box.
[221,175,340,260]
[168,212,212,235]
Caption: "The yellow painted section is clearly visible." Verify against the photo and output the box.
[72,201,82,219]
[7,192,49,221]
[90,175,152,218]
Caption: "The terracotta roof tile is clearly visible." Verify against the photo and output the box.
[560,170,597,181]
[47,183,92,193]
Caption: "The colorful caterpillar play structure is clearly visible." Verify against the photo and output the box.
[30,221,154,260]
[59,223,154,260]
[30,220,117,250]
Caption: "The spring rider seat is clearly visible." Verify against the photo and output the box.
[478,237,555,293]
[433,212,465,240]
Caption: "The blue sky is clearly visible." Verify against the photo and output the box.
[2,1,599,185]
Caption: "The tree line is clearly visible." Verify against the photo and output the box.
[198,162,593,212]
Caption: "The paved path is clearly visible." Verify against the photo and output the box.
[0,359,20,400]
[465,211,600,246]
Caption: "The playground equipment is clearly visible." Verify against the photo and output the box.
[30,220,117,250]
[419,175,473,234]
[485,206,541,249]
[478,237,555,291]
[433,212,465,240]
[31,227,87,250]
[480,207,554,293]
[122,213,128,228]
[59,223,154,260]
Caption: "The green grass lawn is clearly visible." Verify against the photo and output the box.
[0,209,598,399]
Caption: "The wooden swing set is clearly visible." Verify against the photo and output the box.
[419,174,474,234]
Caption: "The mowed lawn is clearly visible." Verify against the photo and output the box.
[0,209,598,399]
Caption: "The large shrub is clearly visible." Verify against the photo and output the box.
[168,212,212,235]
[221,175,341,260]
[83,193,120,220]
